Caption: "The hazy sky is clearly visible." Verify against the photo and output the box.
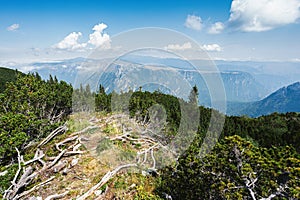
[1,0,300,62]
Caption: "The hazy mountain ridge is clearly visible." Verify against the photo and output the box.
[215,60,300,94]
[3,56,300,115]
[95,59,266,105]
[229,82,300,117]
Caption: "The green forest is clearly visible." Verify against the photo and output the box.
[0,70,299,199]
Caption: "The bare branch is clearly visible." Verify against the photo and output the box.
[46,149,67,169]
[56,135,78,152]
[77,164,137,200]
[38,125,68,147]
[14,176,55,200]
[45,191,69,200]
[0,170,8,176]
[24,149,45,166]
[150,149,156,169]
[70,125,99,136]
[3,148,22,199]
[12,148,22,185]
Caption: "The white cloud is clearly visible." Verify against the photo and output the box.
[7,24,20,31]
[201,44,222,52]
[229,0,300,32]
[53,32,87,51]
[53,22,111,51]
[208,22,224,34]
[165,42,192,51]
[185,15,202,31]
[88,23,111,48]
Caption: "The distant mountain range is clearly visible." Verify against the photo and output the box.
[228,82,300,117]
[1,56,300,117]
[179,69,265,104]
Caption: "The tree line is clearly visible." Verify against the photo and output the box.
[0,73,72,165]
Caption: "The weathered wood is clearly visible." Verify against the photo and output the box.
[77,164,137,200]
[14,176,55,200]
[24,149,45,166]
[5,167,38,200]
[52,160,68,173]
[56,135,78,152]
[46,149,67,169]
[3,148,22,199]
[0,170,8,176]
[45,191,69,200]
[38,125,68,147]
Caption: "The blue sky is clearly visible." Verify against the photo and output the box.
[0,0,300,62]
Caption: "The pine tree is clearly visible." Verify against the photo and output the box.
[188,85,199,105]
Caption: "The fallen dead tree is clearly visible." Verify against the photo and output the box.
[38,125,68,147]
[3,123,87,200]
[77,164,138,200]
[75,114,171,199]
[3,113,171,199]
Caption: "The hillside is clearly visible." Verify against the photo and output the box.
[0,73,299,199]
[0,67,19,92]
[1,112,299,199]
[1,113,164,199]
[230,82,300,117]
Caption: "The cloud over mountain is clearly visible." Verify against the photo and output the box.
[88,23,111,48]
[53,32,87,51]
[53,22,110,51]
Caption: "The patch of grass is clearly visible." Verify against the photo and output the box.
[114,179,126,189]
[103,124,116,135]
[67,113,91,133]
[110,172,162,200]
[85,127,99,134]
[134,185,163,200]
[117,149,136,162]
[100,183,108,191]
[45,146,59,157]
[134,143,142,149]
[23,152,35,162]
[96,138,112,154]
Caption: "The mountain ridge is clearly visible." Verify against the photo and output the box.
[229,81,300,117]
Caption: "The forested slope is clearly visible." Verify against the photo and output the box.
[0,71,299,199]
[0,67,20,92]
